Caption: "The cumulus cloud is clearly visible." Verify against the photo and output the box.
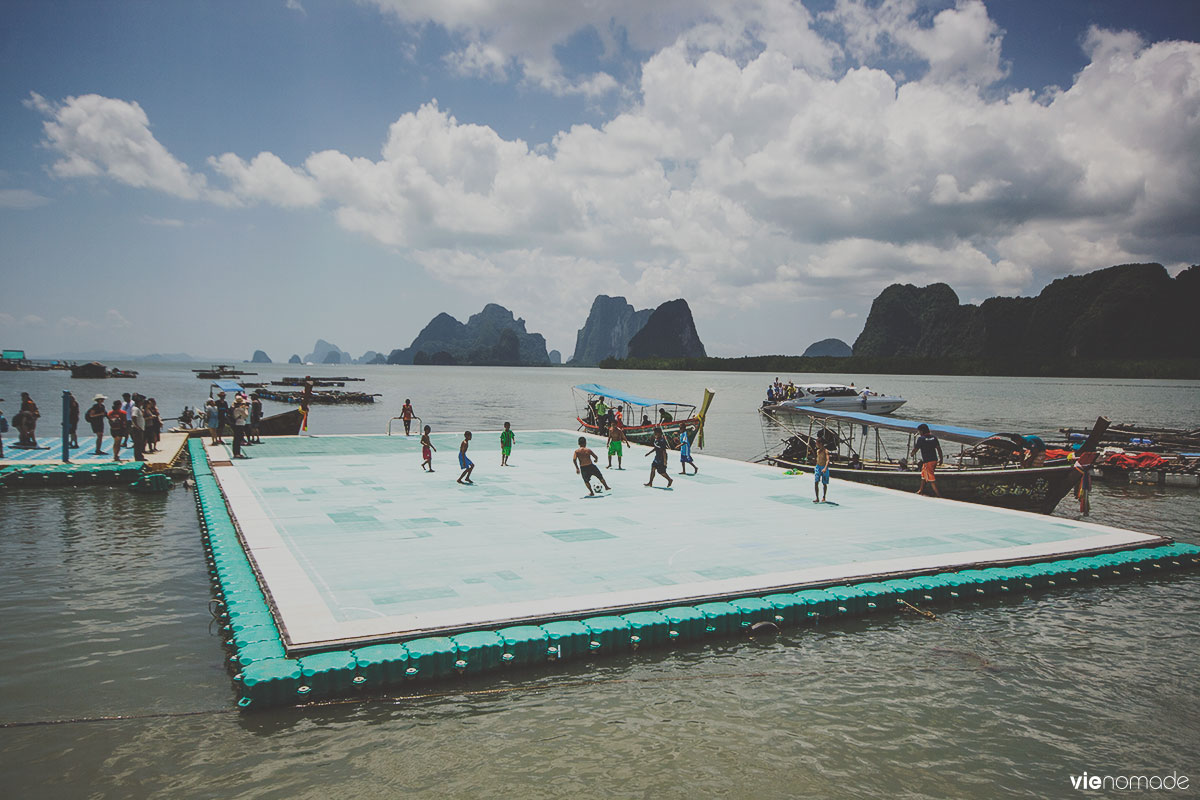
[827,0,1008,86]
[24,2,1200,348]
[209,151,321,207]
[365,0,836,96]
[26,93,214,200]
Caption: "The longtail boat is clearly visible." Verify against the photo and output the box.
[171,379,305,437]
[573,384,714,448]
[193,364,258,379]
[757,406,1109,514]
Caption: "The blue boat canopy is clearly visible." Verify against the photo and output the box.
[211,379,245,393]
[793,407,997,445]
[574,384,693,408]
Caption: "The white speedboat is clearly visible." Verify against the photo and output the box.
[761,384,906,415]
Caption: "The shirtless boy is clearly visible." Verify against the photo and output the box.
[420,424,436,472]
[573,436,612,497]
[457,431,475,484]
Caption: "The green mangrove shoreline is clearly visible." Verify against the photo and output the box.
[598,355,1200,380]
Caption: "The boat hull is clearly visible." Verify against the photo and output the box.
[766,460,1081,514]
[174,409,304,438]
[765,397,907,415]
[579,418,700,446]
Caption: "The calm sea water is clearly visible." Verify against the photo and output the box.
[2,364,1198,799]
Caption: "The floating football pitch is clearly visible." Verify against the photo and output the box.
[207,431,1162,654]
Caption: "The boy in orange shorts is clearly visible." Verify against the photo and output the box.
[911,423,943,497]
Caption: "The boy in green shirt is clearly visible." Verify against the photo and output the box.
[500,421,515,466]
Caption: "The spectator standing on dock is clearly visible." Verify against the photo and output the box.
[500,422,515,466]
[107,400,127,461]
[249,394,263,443]
[679,425,698,475]
[574,436,612,497]
[19,392,39,447]
[814,439,831,503]
[85,394,107,455]
[128,394,146,462]
[401,399,415,436]
[457,431,475,484]
[205,400,222,445]
[644,427,674,488]
[67,393,80,448]
[144,398,161,453]
[607,419,625,469]
[216,391,230,436]
[232,397,250,458]
[420,424,436,472]
[911,423,943,497]
[118,393,132,450]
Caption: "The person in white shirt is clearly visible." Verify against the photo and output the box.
[232,397,251,459]
[128,394,146,462]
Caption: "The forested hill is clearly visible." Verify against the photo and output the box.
[852,263,1200,362]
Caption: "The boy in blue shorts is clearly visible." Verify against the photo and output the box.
[814,439,830,503]
[678,425,698,475]
[457,431,475,484]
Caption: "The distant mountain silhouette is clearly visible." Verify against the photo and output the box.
[626,299,706,359]
[386,304,550,366]
[569,295,654,366]
[304,339,351,364]
[802,338,852,358]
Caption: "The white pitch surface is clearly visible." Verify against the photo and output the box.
[206,431,1162,652]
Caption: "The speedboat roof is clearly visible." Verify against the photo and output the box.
[792,407,997,445]
[574,383,694,408]
[211,379,244,393]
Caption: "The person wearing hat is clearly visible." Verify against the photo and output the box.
[85,394,108,455]
[231,395,250,458]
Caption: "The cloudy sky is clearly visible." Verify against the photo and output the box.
[2,0,1198,360]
